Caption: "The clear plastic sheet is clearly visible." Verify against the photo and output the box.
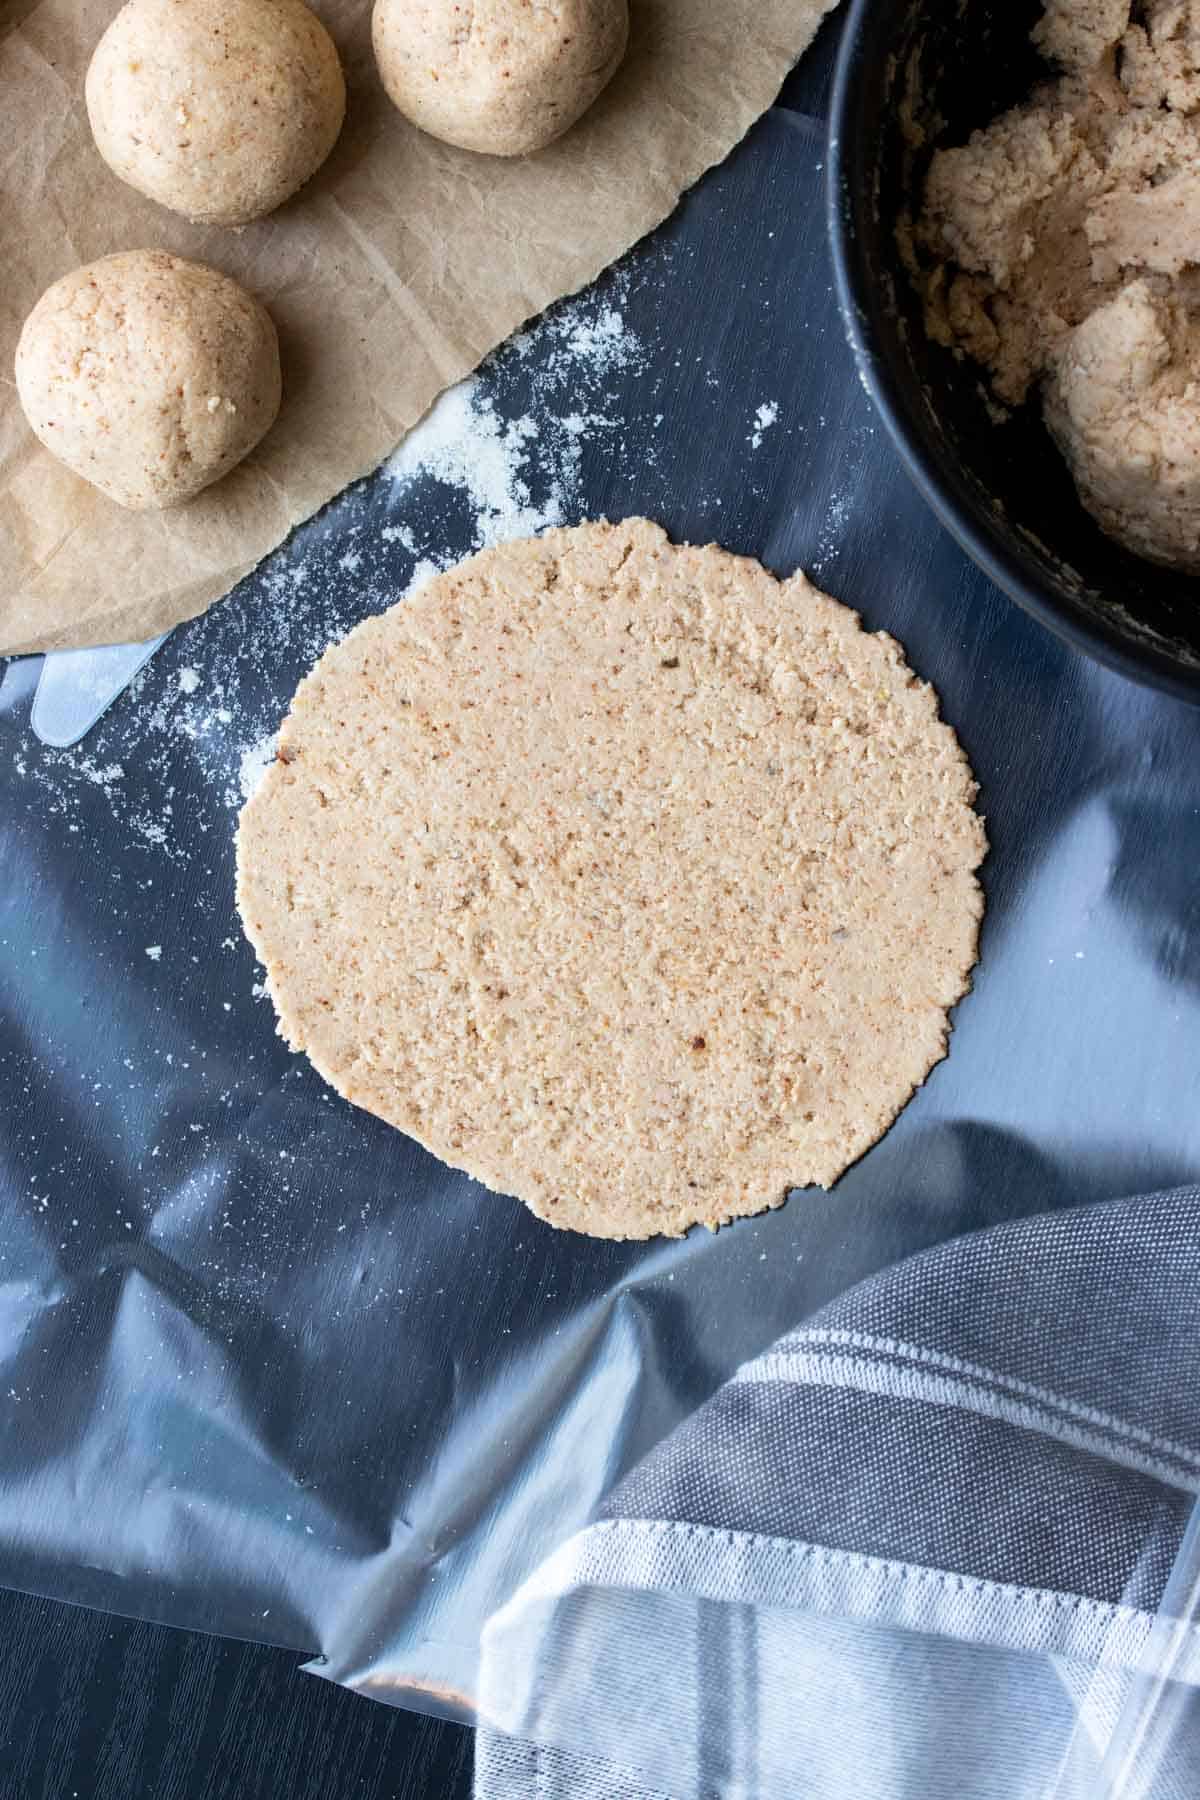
[2,76,1200,1729]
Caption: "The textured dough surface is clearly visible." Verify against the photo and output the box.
[237,520,986,1240]
[1045,279,1200,566]
[15,251,281,512]
[916,0,1200,568]
[372,0,628,156]
[86,0,345,225]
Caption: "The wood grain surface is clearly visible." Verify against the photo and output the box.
[0,1586,473,1799]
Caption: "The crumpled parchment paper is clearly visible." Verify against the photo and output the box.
[0,0,835,654]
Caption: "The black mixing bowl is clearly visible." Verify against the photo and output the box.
[826,0,1200,704]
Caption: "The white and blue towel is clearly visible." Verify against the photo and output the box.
[476,1189,1200,1798]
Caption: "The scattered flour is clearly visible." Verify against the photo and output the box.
[387,295,645,559]
[178,668,201,695]
[145,945,162,961]
[406,558,446,594]
[749,401,779,449]
[811,490,853,577]
[561,306,641,374]
[239,733,278,803]
[388,387,559,547]
[76,758,125,792]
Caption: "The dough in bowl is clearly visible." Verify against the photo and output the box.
[237,519,986,1240]
[372,0,628,156]
[916,0,1200,570]
[1045,281,1200,573]
[15,251,282,512]
[86,0,345,226]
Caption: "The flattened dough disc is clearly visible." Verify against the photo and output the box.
[237,518,986,1239]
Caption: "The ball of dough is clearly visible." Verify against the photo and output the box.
[372,0,629,157]
[15,251,282,512]
[86,0,345,226]
[1044,279,1200,570]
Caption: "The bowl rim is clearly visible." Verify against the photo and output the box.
[824,0,1200,709]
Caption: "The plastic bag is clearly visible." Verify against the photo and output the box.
[2,101,1199,1727]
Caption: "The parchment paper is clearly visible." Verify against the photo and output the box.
[0,0,834,655]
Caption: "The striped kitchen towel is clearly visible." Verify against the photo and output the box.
[476,1188,1200,1798]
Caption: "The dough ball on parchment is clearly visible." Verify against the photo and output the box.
[237,519,986,1242]
[86,0,345,226]
[372,0,629,157]
[1045,279,1200,571]
[15,251,282,512]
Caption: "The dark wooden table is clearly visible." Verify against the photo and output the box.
[0,1585,473,1799]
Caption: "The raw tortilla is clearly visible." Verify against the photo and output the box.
[236,519,986,1240]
